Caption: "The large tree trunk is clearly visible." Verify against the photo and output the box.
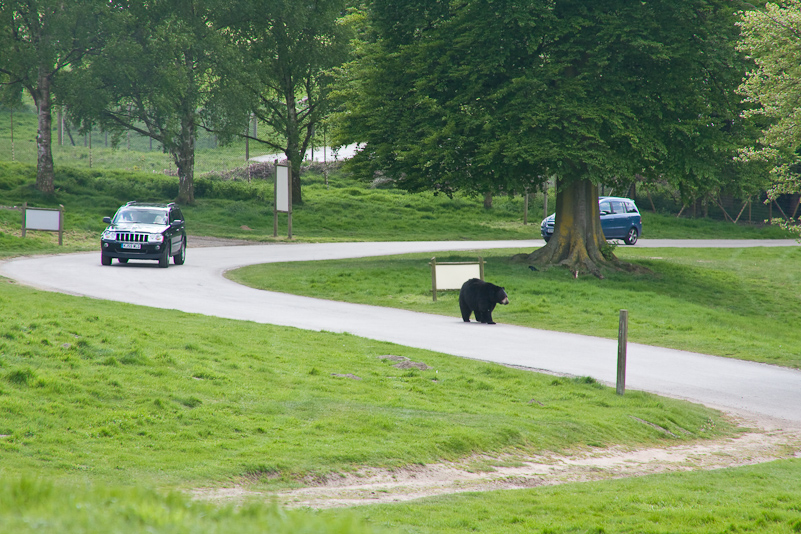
[174,111,196,204]
[524,177,613,277]
[35,69,55,195]
[285,92,304,205]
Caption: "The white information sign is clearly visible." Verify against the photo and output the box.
[429,257,484,301]
[21,203,64,245]
[275,165,290,213]
[25,208,61,231]
[434,263,482,290]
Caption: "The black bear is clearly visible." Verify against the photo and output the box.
[459,278,509,324]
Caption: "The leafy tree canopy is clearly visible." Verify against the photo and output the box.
[0,0,111,193]
[63,0,239,204]
[737,0,801,199]
[218,0,353,204]
[334,0,752,201]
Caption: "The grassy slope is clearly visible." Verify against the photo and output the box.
[0,106,253,174]
[0,279,729,489]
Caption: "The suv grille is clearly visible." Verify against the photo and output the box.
[116,232,149,243]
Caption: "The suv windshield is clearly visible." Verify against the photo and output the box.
[114,208,169,225]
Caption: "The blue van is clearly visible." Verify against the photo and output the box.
[540,196,642,245]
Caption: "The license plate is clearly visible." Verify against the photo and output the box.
[122,243,141,250]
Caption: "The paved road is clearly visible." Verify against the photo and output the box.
[2,239,800,424]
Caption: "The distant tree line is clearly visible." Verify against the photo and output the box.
[0,0,351,204]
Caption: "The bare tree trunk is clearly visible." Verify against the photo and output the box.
[285,92,304,205]
[522,177,612,277]
[483,191,492,209]
[175,111,196,204]
[35,69,55,194]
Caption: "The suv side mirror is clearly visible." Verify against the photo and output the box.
[170,220,183,227]
[103,217,112,224]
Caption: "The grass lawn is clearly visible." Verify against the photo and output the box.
[0,477,378,534]
[0,278,730,489]
[228,246,801,369]
[5,458,801,533]
[348,459,801,534]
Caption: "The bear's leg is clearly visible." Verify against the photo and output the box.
[484,303,497,324]
[459,300,472,322]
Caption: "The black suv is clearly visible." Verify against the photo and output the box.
[101,202,186,267]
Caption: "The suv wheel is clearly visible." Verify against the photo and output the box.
[159,244,170,268]
[101,254,112,266]
[173,237,186,265]
[624,227,639,245]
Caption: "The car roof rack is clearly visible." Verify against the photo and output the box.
[123,201,173,208]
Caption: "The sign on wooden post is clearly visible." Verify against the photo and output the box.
[273,162,292,239]
[429,257,484,301]
[21,202,64,245]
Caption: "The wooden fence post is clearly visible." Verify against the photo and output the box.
[617,309,628,396]
[58,204,64,246]
[430,257,438,302]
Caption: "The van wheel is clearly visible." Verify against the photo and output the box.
[624,227,639,245]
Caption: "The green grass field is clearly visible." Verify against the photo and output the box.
[5,459,801,534]
[0,105,252,174]
[1,160,800,532]
[0,477,378,534]
[0,278,728,488]
[349,459,801,533]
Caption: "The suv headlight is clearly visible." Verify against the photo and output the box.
[101,229,116,240]
[149,233,164,243]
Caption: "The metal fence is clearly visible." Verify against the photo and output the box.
[1,108,257,175]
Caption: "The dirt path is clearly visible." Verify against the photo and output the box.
[192,414,801,509]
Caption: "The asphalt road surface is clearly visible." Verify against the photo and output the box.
[3,239,800,424]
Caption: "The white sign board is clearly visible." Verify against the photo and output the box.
[25,208,61,231]
[275,165,290,213]
[434,263,482,290]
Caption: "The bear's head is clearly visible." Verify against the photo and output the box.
[496,287,509,305]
